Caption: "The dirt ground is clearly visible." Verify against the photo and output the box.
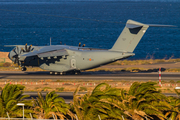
[0,52,11,63]
[0,80,179,93]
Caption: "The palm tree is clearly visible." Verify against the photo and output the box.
[73,83,126,120]
[73,82,171,120]
[32,91,75,119]
[100,82,171,120]
[0,83,33,118]
[125,82,171,119]
[164,89,180,120]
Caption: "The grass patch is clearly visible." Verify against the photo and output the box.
[56,87,64,92]
[79,87,87,91]
[42,87,52,91]
[109,58,180,66]
[165,68,180,72]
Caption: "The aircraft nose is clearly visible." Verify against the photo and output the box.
[8,49,16,62]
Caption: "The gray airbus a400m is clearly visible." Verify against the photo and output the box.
[7,20,171,75]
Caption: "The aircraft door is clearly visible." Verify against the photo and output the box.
[71,59,76,68]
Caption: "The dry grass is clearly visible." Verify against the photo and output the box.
[110,59,180,65]
[86,67,160,72]
[165,68,180,72]
[0,80,179,93]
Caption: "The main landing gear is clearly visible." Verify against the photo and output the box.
[21,67,27,71]
[49,70,81,75]
[50,72,66,75]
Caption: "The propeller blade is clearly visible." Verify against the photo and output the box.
[78,42,81,47]
[27,45,32,52]
[13,49,17,55]
[20,48,24,54]
[82,44,85,47]
[14,56,19,65]
[17,46,20,54]
[25,43,27,52]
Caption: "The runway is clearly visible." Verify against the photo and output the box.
[1,71,180,81]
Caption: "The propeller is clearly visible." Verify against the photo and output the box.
[27,44,32,52]
[11,43,33,65]
[78,42,85,47]
[22,43,32,52]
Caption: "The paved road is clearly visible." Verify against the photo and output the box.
[1,71,180,81]
[23,92,179,103]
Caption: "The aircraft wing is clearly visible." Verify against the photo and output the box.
[20,46,69,59]
[38,49,68,58]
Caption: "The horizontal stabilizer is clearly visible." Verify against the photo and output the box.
[148,24,176,27]
[126,23,176,29]
[126,24,142,29]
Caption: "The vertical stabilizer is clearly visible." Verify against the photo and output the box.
[110,20,149,52]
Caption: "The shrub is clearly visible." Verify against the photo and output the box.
[79,87,87,91]
[42,87,52,91]
[3,62,12,67]
[56,87,64,91]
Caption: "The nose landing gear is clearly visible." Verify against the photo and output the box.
[21,67,27,71]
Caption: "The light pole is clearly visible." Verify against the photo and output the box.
[17,103,25,119]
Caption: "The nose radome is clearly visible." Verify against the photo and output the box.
[8,49,16,62]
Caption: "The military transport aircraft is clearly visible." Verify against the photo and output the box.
[7,20,172,75]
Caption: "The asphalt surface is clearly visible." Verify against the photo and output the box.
[1,71,180,81]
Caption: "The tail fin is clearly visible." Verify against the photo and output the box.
[110,20,149,52]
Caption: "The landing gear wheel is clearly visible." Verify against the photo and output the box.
[21,67,27,71]
[75,70,81,75]
[59,72,66,75]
